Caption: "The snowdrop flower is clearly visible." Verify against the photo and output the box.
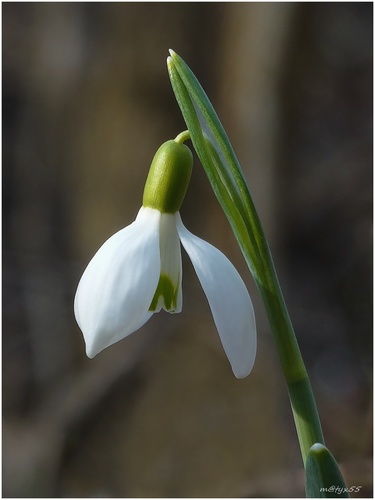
[74,136,256,378]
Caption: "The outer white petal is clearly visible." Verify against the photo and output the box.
[74,207,161,358]
[176,215,256,379]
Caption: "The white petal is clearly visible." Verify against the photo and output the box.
[74,207,161,358]
[152,213,182,313]
[177,215,256,378]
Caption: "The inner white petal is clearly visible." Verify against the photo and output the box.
[150,212,182,313]
[176,214,256,378]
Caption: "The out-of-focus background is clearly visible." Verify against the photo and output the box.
[3,2,372,497]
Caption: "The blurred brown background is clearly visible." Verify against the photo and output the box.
[2,2,372,498]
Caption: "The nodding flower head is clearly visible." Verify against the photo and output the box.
[74,136,256,378]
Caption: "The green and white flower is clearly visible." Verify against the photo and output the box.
[74,138,256,378]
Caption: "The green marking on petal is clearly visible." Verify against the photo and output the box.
[149,273,179,312]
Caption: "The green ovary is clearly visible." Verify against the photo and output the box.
[142,140,193,214]
[149,273,179,312]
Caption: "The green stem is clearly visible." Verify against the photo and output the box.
[256,251,325,464]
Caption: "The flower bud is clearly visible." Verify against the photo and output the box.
[142,140,193,213]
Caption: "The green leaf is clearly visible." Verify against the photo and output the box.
[305,443,349,498]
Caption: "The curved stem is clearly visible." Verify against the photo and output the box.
[174,130,191,144]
